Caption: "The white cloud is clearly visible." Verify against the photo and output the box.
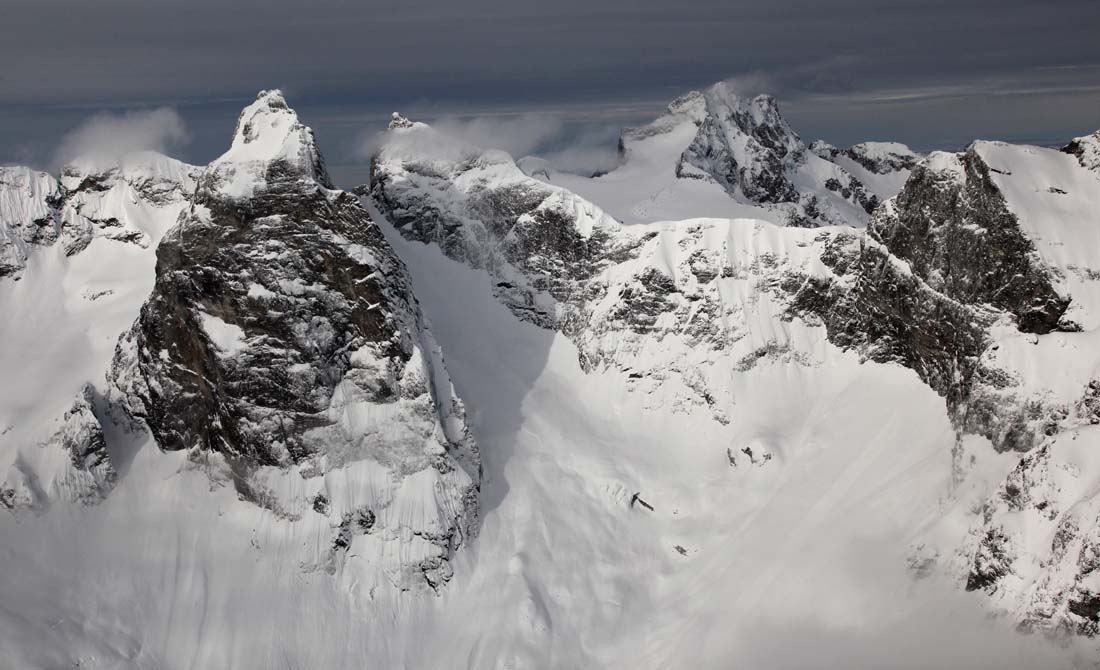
[53,107,188,169]
[359,111,622,176]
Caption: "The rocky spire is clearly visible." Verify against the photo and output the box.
[204,89,333,198]
[108,90,480,590]
[388,112,415,130]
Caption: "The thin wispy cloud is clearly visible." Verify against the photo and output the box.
[357,111,624,176]
[53,107,189,169]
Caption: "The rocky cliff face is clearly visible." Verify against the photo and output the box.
[0,154,199,280]
[620,82,900,227]
[103,92,479,590]
[1063,131,1100,173]
[0,385,115,514]
[885,138,1100,636]
[674,87,804,205]
[371,118,991,429]
[812,140,920,176]
[870,148,1070,334]
[371,113,642,334]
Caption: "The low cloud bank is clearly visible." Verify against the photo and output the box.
[359,112,622,176]
[54,107,188,169]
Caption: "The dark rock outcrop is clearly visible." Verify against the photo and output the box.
[870,148,1070,334]
[108,91,479,590]
[1062,130,1100,173]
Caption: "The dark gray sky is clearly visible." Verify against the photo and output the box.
[3,0,1099,186]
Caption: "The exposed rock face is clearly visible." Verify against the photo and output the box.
[109,91,479,590]
[889,140,1100,634]
[1063,130,1100,173]
[371,119,991,429]
[48,385,115,504]
[0,385,114,513]
[0,167,64,278]
[0,154,199,280]
[957,425,1100,636]
[623,82,885,227]
[812,140,920,175]
[675,87,804,205]
[784,231,989,408]
[870,148,1070,334]
[370,117,643,333]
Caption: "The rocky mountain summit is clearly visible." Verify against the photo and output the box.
[2,92,480,592]
[109,91,480,588]
[668,83,882,226]
[1064,130,1100,173]
[811,140,920,176]
[541,81,919,228]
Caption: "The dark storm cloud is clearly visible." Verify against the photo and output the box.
[2,0,1098,184]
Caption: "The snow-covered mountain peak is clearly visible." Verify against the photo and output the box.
[917,149,967,182]
[666,89,706,119]
[59,150,197,194]
[1,151,199,280]
[673,81,884,225]
[205,89,332,198]
[547,81,902,227]
[1064,130,1100,173]
[375,115,487,172]
[6,78,1100,666]
[847,141,920,173]
[388,111,416,130]
[813,140,921,176]
[699,81,797,149]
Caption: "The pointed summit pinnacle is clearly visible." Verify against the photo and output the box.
[388,112,415,131]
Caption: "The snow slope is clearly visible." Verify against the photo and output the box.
[0,152,197,509]
[867,136,1100,635]
[372,220,1088,668]
[812,140,919,200]
[0,206,1085,667]
[974,140,1100,328]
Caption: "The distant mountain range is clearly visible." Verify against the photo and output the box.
[1,82,1099,668]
